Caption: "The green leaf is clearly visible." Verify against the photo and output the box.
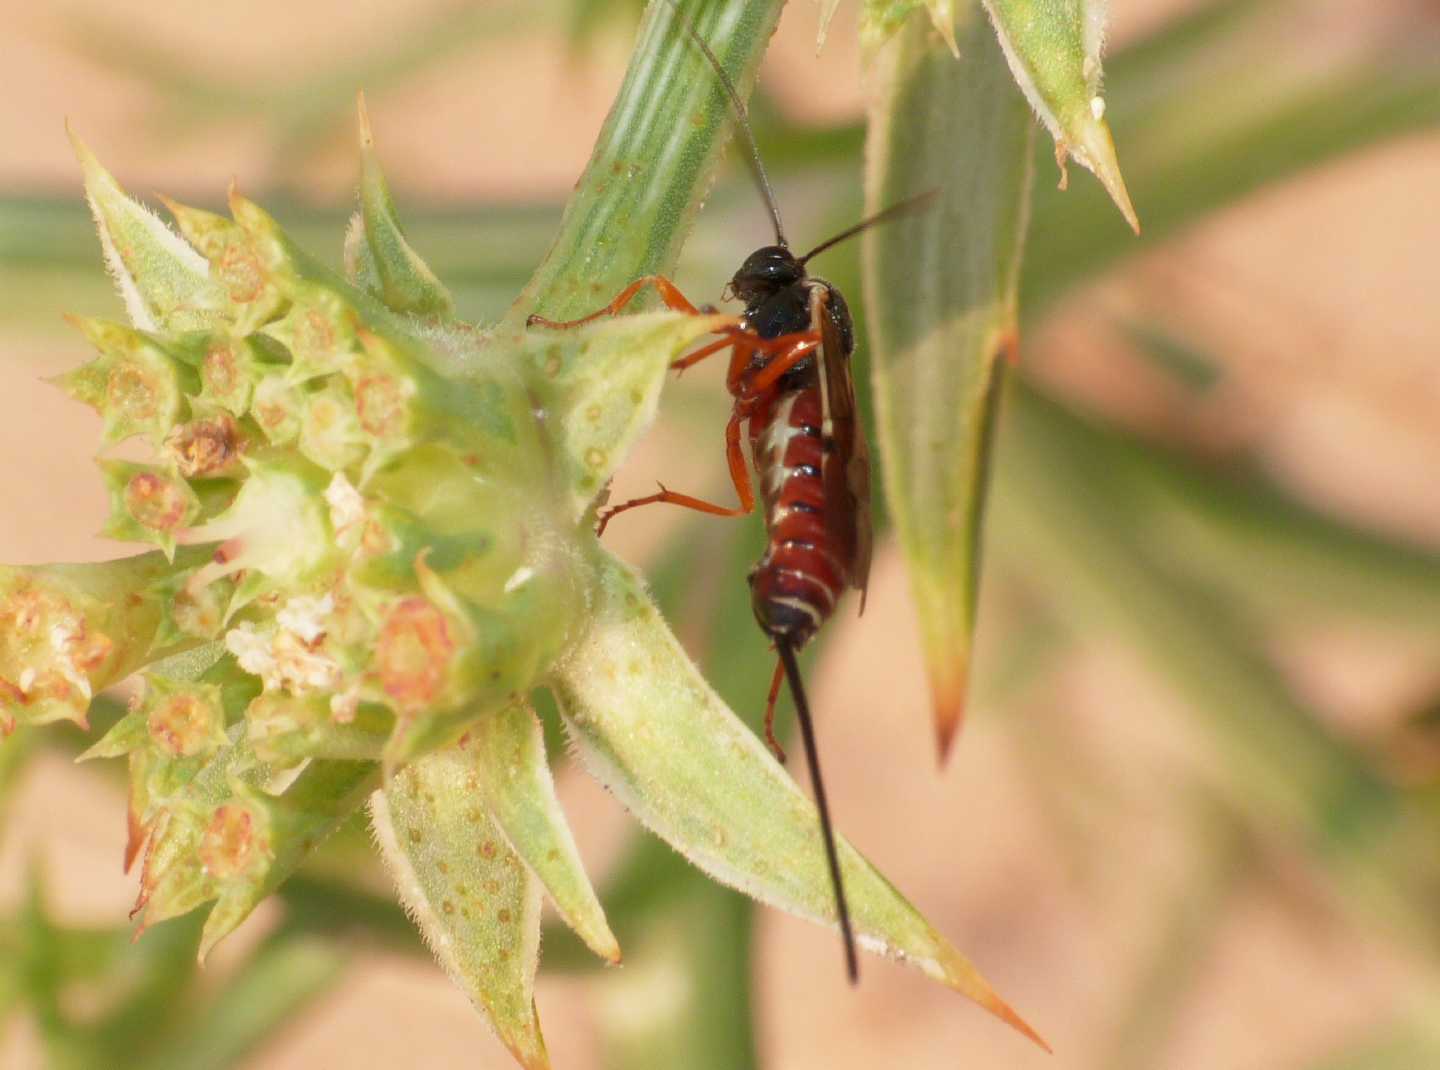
[1023,17,1440,313]
[550,554,1047,1049]
[371,743,549,1069]
[863,3,1035,757]
[346,93,455,320]
[55,317,194,447]
[98,460,201,560]
[525,310,733,521]
[198,759,378,959]
[68,126,225,332]
[466,700,619,964]
[0,553,199,732]
[859,0,959,56]
[982,0,1139,232]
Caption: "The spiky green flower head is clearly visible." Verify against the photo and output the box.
[0,101,1045,1065]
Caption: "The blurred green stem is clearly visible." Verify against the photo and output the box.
[1078,400,1440,625]
[143,936,345,1070]
[1098,801,1252,1070]
[597,884,756,1070]
[996,383,1440,955]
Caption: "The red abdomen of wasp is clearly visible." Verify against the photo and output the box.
[747,384,845,649]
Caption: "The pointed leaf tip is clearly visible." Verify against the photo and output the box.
[865,10,1028,767]
[356,90,375,149]
[926,0,960,58]
[372,745,550,1068]
[982,0,1140,233]
[67,125,222,331]
[553,556,1045,1045]
[351,97,455,319]
[466,702,620,965]
[1064,119,1140,235]
[930,664,968,765]
[937,941,1051,1051]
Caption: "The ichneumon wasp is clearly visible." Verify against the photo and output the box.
[528,0,935,984]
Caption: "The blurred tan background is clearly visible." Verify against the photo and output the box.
[3,1,1439,1067]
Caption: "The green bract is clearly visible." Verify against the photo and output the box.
[981,0,1139,231]
[863,2,1035,758]
[0,95,1042,1065]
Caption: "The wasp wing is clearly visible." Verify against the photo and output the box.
[810,283,873,608]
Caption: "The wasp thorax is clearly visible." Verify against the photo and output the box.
[727,245,804,304]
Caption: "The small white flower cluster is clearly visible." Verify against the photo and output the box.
[224,593,342,697]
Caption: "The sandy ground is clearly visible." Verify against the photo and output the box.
[2,1,1439,1067]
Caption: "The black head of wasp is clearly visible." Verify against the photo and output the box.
[528,0,937,984]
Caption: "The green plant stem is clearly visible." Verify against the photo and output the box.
[508,0,788,325]
[511,4,785,1064]
[143,936,346,1070]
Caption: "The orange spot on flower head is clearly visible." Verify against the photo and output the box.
[255,398,289,433]
[203,341,240,397]
[355,375,407,437]
[0,677,23,706]
[378,597,454,711]
[166,413,241,478]
[125,473,189,531]
[299,309,336,356]
[200,803,266,880]
[147,692,217,758]
[170,582,226,640]
[218,244,264,303]
[70,627,112,674]
[0,584,110,721]
[105,361,159,422]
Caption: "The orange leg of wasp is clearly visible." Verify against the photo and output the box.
[675,325,822,397]
[596,406,757,535]
[526,275,705,329]
[737,334,822,399]
[763,656,787,763]
[723,331,761,393]
[670,328,747,373]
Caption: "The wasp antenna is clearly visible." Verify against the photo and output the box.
[658,0,787,247]
[776,638,859,984]
[799,189,942,265]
